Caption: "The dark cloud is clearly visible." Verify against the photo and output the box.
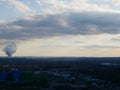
[0,12,120,41]
[85,45,120,48]
[111,38,120,42]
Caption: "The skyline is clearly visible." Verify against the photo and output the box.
[0,0,120,57]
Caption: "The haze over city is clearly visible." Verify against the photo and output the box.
[0,0,120,57]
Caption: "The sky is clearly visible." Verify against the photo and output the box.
[0,0,120,57]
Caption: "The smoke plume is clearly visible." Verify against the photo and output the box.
[2,42,16,57]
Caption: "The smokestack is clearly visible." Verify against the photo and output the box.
[2,42,16,57]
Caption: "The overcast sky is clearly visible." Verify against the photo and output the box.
[0,0,120,57]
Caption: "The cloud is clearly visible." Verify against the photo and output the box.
[1,0,34,14]
[112,0,120,6]
[111,38,120,42]
[35,0,42,6]
[39,0,120,14]
[0,12,120,42]
[0,20,7,25]
[85,45,120,48]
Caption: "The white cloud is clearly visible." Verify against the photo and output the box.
[0,20,7,24]
[112,0,120,6]
[35,0,42,6]
[1,0,34,14]
[39,0,120,14]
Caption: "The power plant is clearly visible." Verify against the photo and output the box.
[2,42,16,57]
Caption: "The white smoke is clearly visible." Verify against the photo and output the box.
[2,42,16,57]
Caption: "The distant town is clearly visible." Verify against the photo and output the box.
[0,57,120,90]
